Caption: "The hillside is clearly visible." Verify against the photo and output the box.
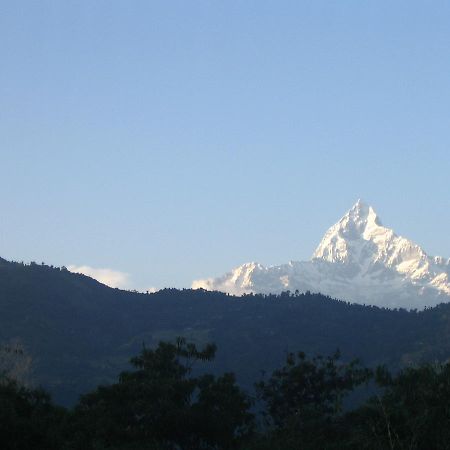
[1,257,450,405]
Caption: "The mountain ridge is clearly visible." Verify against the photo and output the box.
[2,255,450,405]
[193,200,450,309]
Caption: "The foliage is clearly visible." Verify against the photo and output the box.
[254,351,372,449]
[0,379,67,450]
[68,338,253,450]
[257,350,371,427]
[347,363,450,449]
[4,258,450,447]
[1,257,449,405]
[251,357,450,449]
[0,341,33,386]
[2,335,450,449]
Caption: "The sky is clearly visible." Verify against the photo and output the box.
[1,1,450,290]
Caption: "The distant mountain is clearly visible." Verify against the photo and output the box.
[2,257,450,406]
[193,200,450,309]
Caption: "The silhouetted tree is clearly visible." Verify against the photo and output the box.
[69,338,253,450]
[255,351,372,449]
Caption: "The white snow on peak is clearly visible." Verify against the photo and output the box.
[312,199,385,264]
[312,200,445,287]
[192,200,450,309]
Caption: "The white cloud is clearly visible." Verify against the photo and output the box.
[191,278,211,290]
[191,278,247,296]
[145,287,159,293]
[68,265,130,289]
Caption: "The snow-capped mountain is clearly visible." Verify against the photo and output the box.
[192,200,450,309]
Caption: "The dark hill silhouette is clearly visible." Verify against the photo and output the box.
[0,258,449,405]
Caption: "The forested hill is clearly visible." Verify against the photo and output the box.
[1,258,450,405]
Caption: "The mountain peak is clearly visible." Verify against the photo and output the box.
[311,200,386,263]
[353,198,367,209]
[350,198,369,216]
[346,199,381,227]
[193,200,450,309]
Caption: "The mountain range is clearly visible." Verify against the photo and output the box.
[193,200,450,309]
[2,253,450,406]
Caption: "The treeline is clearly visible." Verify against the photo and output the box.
[2,338,450,450]
[0,256,433,405]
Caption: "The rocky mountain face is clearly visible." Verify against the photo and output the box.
[192,200,450,309]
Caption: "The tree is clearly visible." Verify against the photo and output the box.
[348,363,450,450]
[0,341,32,386]
[0,379,67,450]
[70,338,254,450]
[255,351,372,449]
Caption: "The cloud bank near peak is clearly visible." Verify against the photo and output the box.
[68,265,130,289]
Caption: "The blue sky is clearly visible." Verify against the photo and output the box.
[1,1,450,290]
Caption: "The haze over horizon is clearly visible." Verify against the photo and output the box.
[1,1,450,291]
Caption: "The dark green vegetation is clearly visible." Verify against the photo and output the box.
[1,257,450,406]
[3,255,450,448]
[3,339,450,450]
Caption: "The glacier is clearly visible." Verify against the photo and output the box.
[192,200,450,309]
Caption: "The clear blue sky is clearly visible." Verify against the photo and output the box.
[1,1,450,290]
